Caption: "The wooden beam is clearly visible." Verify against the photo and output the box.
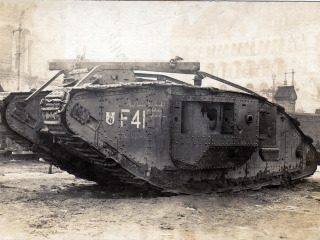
[48,60,200,74]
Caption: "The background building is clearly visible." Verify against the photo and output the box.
[0,2,37,91]
[170,3,320,113]
[274,85,297,113]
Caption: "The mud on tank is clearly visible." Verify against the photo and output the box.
[0,57,318,194]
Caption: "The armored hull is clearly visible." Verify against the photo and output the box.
[0,59,318,193]
[38,83,317,193]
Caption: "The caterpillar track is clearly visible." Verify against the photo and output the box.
[0,58,318,194]
[0,92,127,188]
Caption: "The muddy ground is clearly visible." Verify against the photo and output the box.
[0,158,320,240]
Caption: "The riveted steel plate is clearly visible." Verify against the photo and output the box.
[171,92,259,167]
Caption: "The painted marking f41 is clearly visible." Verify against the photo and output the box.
[120,109,145,128]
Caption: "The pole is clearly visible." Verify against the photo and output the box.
[13,23,22,91]
[272,73,276,100]
[284,72,287,85]
[292,69,295,86]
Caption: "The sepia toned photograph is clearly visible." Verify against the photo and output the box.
[0,1,320,239]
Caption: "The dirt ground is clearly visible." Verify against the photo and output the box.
[0,157,320,240]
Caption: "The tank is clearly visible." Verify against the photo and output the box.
[0,58,318,194]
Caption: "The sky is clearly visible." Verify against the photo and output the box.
[29,1,212,76]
